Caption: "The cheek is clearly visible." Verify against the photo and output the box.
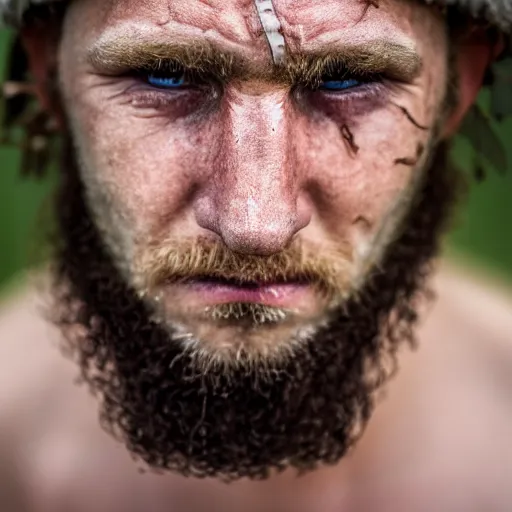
[66,90,214,239]
[298,106,432,284]
[301,106,427,234]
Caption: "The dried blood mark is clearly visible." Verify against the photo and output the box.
[392,102,429,131]
[341,124,360,156]
[394,143,425,167]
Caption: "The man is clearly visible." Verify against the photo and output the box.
[0,0,512,510]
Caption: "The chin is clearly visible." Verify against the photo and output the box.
[144,297,331,369]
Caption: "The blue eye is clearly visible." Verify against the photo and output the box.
[147,73,186,89]
[320,78,361,91]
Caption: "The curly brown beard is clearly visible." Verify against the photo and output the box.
[50,138,460,481]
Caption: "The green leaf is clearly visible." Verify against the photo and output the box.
[492,58,512,79]
[490,59,512,120]
[458,104,508,174]
[490,81,512,120]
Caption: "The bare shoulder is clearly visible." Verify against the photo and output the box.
[350,262,512,511]
[416,261,512,494]
[0,276,71,511]
[1,278,56,414]
[0,276,178,511]
[432,261,512,363]
[0,276,123,511]
[0,275,71,421]
[413,260,512,410]
[0,275,91,465]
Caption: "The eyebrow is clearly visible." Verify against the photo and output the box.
[88,34,423,86]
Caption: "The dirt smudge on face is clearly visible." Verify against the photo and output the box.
[392,102,429,131]
[340,124,360,156]
[394,143,425,167]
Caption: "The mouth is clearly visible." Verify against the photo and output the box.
[177,276,312,309]
[146,272,333,328]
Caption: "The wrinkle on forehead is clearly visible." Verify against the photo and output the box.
[77,0,422,58]
[271,0,424,50]
[98,0,263,51]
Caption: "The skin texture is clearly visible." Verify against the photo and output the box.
[57,0,451,354]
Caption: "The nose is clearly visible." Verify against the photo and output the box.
[195,90,311,255]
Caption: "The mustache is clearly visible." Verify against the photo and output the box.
[132,237,354,298]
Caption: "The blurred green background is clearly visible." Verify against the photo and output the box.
[0,31,512,293]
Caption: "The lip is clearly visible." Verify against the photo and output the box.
[181,278,312,309]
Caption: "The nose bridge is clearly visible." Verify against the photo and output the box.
[226,91,293,204]
[202,90,309,255]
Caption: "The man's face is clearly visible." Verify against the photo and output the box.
[50,0,457,479]
[59,0,448,361]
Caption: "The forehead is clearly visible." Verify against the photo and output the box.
[78,0,428,58]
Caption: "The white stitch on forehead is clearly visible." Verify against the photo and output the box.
[254,0,286,64]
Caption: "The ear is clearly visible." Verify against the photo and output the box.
[442,29,504,138]
[19,21,64,127]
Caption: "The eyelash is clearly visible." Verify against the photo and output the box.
[134,63,212,87]
[125,64,387,113]
[123,66,218,112]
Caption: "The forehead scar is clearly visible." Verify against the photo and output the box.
[254,0,286,64]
